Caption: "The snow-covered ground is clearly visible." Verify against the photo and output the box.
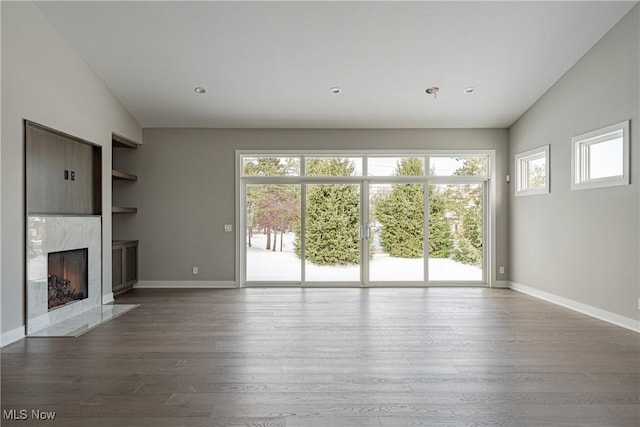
[246,232,482,282]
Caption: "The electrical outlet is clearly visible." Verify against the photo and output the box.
[224,224,233,232]
[192,266,198,275]
[637,298,640,311]
[499,266,505,274]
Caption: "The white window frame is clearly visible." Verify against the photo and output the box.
[514,145,550,197]
[571,120,630,191]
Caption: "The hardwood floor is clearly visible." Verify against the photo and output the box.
[2,288,639,426]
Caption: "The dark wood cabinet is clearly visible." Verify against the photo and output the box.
[25,121,101,215]
[112,240,138,295]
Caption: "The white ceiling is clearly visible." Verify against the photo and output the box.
[36,1,637,129]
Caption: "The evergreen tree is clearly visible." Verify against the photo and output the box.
[243,157,298,176]
[428,185,454,258]
[452,156,486,177]
[373,158,424,258]
[449,158,484,266]
[373,158,452,259]
[452,195,483,266]
[294,158,361,265]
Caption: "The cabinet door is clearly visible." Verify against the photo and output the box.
[65,140,94,214]
[26,127,67,214]
[124,244,138,284]
[112,247,123,290]
[26,123,98,215]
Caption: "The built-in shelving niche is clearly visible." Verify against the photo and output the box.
[111,132,140,295]
[111,133,138,214]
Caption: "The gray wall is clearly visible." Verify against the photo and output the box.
[509,5,640,321]
[0,1,3,342]
[116,128,510,284]
[1,2,141,339]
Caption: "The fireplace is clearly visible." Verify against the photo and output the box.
[48,248,88,310]
[27,216,102,335]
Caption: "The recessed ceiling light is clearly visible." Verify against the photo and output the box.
[194,87,207,94]
[330,87,342,94]
[464,87,475,94]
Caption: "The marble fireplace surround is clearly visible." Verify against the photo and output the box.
[27,215,102,335]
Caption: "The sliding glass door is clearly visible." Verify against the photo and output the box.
[245,184,301,282]
[428,183,484,282]
[304,183,361,283]
[368,182,425,282]
[240,152,490,286]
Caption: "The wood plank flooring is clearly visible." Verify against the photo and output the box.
[2,288,639,426]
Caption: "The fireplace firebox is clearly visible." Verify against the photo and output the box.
[48,248,88,310]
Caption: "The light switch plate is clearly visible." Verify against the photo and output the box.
[224,224,233,232]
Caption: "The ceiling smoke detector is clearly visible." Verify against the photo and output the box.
[194,86,207,94]
[330,87,342,94]
[425,86,440,98]
[464,87,475,94]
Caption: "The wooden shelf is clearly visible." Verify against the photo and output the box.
[113,239,138,245]
[112,132,139,296]
[112,134,139,149]
[112,169,138,181]
[112,206,137,214]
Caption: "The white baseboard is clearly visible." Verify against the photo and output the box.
[102,292,114,304]
[1,326,26,347]
[490,280,510,288]
[509,281,639,333]
[134,280,237,289]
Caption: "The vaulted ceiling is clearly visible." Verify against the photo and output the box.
[36,1,637,128]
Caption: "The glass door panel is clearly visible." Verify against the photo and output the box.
[369,183,425,282]
[304,183,361,282]
[428,183,483,282]
[246,184,301,281]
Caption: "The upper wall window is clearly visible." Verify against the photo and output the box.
[429,156,488,177]
[241,153,490,179]
[242,157,300,176]
[515,145,549,196]
[571,120,629,190]
[368,157,425,176]
[305,157,362,176]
